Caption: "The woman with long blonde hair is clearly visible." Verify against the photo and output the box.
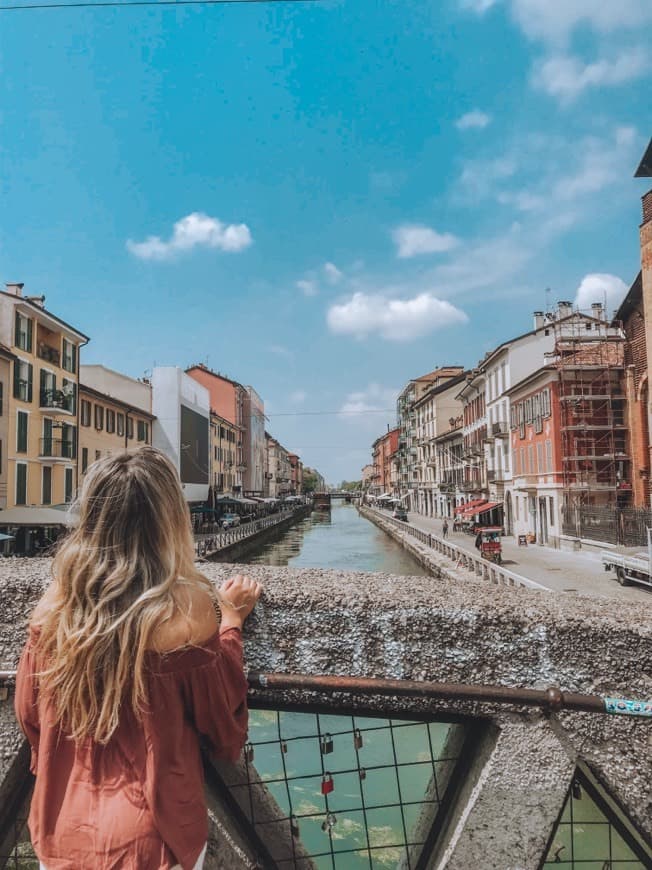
[15,447,261,870]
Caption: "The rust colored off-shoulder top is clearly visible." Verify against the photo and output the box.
[14,625,248,870]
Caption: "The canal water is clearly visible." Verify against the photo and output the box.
[243,501,427,575]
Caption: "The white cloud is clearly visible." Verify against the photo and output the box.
[296,279,319,297]
[289,390,307,404]
[574,273,628,316]
[534,49,649,102]
[327,292,468,341]
[268,344,293,358]
[459,0,501,12]
[392,224,460,259]
[339,383,399,418]
[455,110,492,130]
[509,0,652,44]
[126,212,252,260]
[323,262,343,284]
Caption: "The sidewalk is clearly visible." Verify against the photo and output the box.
[406,511,651,603]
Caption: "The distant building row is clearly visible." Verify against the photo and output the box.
[0,285,317,528]
[365,140,652,549]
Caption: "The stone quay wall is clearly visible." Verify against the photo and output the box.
[1,559,651,869]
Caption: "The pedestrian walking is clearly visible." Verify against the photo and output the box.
[15,447,262,870]
[442,519,449,539]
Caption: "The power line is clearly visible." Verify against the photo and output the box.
[1,0,318,11]
[266,409,397,417]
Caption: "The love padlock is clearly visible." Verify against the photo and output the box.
[321,812,337,832]
[321,773,334,795]
[281,741,288,755]
[320,733,334,755]
[244,743,255,763]
[353,729,363,750]
[290,815,300,838]
[359,768,366,781]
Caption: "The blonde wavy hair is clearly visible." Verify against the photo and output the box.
[33,446,214,744]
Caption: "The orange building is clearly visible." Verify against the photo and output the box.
[506,367,562,546]
[371,428,399,495]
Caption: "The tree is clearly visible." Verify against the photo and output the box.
[302,470,320,493]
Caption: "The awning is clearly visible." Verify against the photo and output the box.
[377,492,392,500]
[469,501,502,516]
[455,499,486,515]
[0,532,14,541]
[0,507,75,527]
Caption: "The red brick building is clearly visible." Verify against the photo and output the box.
[371,428,399,494]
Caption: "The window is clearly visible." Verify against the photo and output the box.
[17,410,28,453]
[106,409,115,434]
[117,413,124,437]
[137,420,149,442]
[81,400,91,427]
[64,467,74,504]
[40,369,56,407]
[512,450,519,475]
[0,382,3,417]
[62,423,76,459]
[14,312,33,352]
[42,466,52,505]
[127,416,134,440]
[527,444,534,474]
[95,450,101,461]
[520,447,526,475]
[82,447,88,473]
[16,463,27,506]
[62,378,76,415]
[537,443,544,475]
[62,338,77,373]
[545,439,553,473]
[542,387,551,418]
[94,404,104,430]
[549,497,555,527]
[13,360,33,402]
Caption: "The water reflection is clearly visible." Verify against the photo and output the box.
[243,502,427,576]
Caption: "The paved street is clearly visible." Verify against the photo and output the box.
[405,511,652,603]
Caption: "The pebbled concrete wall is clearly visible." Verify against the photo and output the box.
[1,558,651,869]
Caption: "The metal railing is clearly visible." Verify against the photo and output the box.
[194,508,301,558]
[39,438,75,459]
[360,506,550,592]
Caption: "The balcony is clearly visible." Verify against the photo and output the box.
[39,438,75,460]
[37,342,61,366]
[40,389,74,416]
[492,421,509,438]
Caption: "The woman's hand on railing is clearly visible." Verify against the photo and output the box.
[218,574,263,631]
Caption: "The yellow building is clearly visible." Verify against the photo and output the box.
[0,283,88,509]
[210,410,238,496]
[79,365,154,474]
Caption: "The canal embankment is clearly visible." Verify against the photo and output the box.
[194,504,310,562]
[358,504,551,592]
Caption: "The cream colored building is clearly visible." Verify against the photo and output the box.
[0,283,88,509]
[79,365,153,475]
[210,411,238,496]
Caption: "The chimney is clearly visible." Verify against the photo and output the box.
[26,294,46,309]
[533,311,544,330]
[557,300,573,319]
[591,302,604,320]
[5,282,24,297]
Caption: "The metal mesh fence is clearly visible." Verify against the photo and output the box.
[562,505,652,547]
[221,709,468,870]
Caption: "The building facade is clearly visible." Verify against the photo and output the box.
[371,428,399,496]
[0,284,88,509]
[433,418,464,518]
[210,411,238,498]
[288,453,303,495]
[79,365,153,477]
[244,387,265,496]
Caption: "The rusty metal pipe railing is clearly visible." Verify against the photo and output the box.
[2,670,651,718]
[247,672,652,719]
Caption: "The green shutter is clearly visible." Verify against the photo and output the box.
[26,318,33,353]
[13,361,20,399]
[14,311,20,348]
[27,363,33,403]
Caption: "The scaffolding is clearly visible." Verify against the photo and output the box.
[548,314,629,537]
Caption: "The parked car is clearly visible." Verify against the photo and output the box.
[221,512,241,530]
[392,508,408,522]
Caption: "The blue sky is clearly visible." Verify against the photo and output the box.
[1,0,651,482]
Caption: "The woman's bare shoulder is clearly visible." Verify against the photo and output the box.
[150,583,219,653]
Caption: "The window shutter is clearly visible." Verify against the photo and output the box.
[27,364,33,403]
[13,362,20,399]
[27,318,33,353]
[14,311,20,348]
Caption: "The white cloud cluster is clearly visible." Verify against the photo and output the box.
[534,49,649,102]
[392,224,459,259]
[323,262,343,284]
[296,262,343,296]
[455,110,492,130]
[508,0,652,44]
[296,279,319,297]
[574,273,628,316]
[339,383,399,418]
[127,212,252,260]
[327,292,468,341]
